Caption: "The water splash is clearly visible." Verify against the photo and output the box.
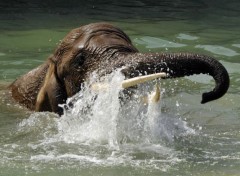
[11,69,196,171]
[56,69,195,147]
[57,70,124,149]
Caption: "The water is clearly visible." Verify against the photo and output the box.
[1,1,240,175]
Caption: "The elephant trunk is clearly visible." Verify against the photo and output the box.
[119,52,229,104]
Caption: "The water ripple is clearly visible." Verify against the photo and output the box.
[134,36,187,49]
[195,45,239,57]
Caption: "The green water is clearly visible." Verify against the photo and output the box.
[1,1,240,176]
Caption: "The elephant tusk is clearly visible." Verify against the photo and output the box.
[90,83,109,91]
[91,72,166,91]
[121,72,166,89]
[150,83,161,103]
[140,83,161,104]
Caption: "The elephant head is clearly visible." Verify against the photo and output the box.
[9,22,230,115]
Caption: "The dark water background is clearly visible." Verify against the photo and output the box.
[0,1,240,175]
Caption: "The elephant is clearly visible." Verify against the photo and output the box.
[9,22,230,115]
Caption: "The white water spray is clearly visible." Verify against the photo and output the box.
[14,69,196,170]
[56,69,194,147]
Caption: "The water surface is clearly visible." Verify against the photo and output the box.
[0,1,240,175]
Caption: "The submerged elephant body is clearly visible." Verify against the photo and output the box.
[9,23,229,115]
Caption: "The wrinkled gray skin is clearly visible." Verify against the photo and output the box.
[9,23,230,115]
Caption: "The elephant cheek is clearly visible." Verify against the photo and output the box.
[64,76,82,97]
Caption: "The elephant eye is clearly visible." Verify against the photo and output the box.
[75,52,86,67]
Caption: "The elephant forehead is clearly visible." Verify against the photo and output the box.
[75,33,132,50]
[90,33,130,46]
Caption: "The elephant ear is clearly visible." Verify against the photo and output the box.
[36,59,67,115]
